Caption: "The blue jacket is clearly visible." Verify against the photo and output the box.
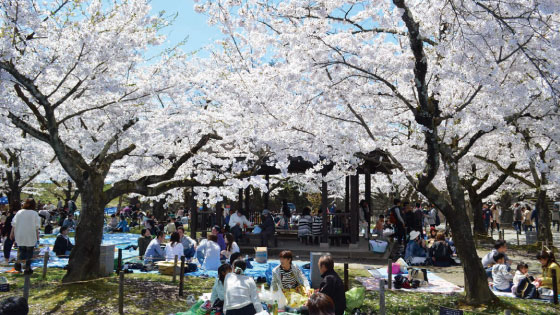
[405,240,427,259]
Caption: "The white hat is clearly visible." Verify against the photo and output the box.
[409,231,421,240]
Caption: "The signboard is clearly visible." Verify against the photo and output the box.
[439,307,463,315]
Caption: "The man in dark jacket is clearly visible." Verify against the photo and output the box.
[260,209,275,247]
[318,255,346,315]
[137,228,152,259]
[53,226,73,257]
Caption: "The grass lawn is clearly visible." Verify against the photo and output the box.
[0,267,558,314]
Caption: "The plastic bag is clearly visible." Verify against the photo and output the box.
[252,226,262,234]
[271,289,288,309]
[396,257,409,273]
[284,290,308,308]
[345,287,365,310]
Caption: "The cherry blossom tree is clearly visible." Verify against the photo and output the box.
[0,0,226,282]
[196,0,560,305]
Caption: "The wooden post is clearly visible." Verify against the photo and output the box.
[172,255,178,283]
[238,188,244,212]
[23,273,31,300]
[118,271,124,314]
[117,248,123,271]
[350,174,359,244]
[387,259,392,290]
[321,180,328,243]
[264,174,270,210]
[344,262,349,291]
[379,278,386,315]
[42,251,49,280]
[179,256,185,296]
[517,230,520,246]
[364,169,371,237]
[552,269,558,305]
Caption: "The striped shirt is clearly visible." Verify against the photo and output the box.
[312,216,323,235]
[280,267,298,289]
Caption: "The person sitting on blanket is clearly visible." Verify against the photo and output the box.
[224,259,263,315]
[197,234,221,271]
[144,231,165,263]
[318,255,346,315]
[429,232,453,267]
[492,253,513,292]
[177,226,196,259]
[481,240,511,279]
[164,231,184,261]
[108,214,118,231]
[221,233,240,260]
[211,263,232,310]
[271,250,310,293]
[137,228,152,259]
[53,226,73,257]
[512,262,531,294]
[115,215,129,232]
[534,250,560,297]
[404,230,428,263]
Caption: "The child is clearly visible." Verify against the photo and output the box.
[492,253,513,292]
[211,263,232,309]
[373,215,384,236]
[512,262,532,294]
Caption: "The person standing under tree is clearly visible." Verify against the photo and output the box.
[11,198,41,273]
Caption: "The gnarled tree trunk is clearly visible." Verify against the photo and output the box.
[62,175,105,283]
[7,187,21,211]
[536,189,552,244]
[467,193,485,236]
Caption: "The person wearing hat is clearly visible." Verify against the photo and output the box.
[404,230,428,262]
[260,209,275,247]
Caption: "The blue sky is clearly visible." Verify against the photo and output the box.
[149,0,223,56]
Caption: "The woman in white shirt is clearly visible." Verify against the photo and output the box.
[198,234,221,271]
[224,259,263,315]
[221,233,240,260]
[164,232,184,261]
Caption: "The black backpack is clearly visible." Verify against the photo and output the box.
[433,242,450,260]
[515,277,539,299]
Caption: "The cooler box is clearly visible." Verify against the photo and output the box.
[255,247,267,263]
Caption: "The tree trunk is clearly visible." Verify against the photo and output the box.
[152,196,167,222]
[443,160,497,304]
[7,187,21,211]
[467,193,485,236]
[536,189,552,244]
[447,208,496,303]
[62,175,105,283]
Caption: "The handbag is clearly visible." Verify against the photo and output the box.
[369,240,388,253]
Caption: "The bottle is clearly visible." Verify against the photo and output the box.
[273,300,278,315]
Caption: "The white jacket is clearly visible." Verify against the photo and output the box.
[223,273,263,312]
[492,264,513,290]
[513,270,527,286]
[229,213,252,229]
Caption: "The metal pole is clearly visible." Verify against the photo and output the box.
[118,271,124,314]
[387,259,392,290]
[172,255,178,283]
[379,278,386,315]
[23,274,31,300]
[42,251,49,280]
[179,256,186,296]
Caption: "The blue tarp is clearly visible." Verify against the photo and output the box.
[0,196,8,205]
[105,207,118,215]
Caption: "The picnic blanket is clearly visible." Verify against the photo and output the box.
[355,268,463,295]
